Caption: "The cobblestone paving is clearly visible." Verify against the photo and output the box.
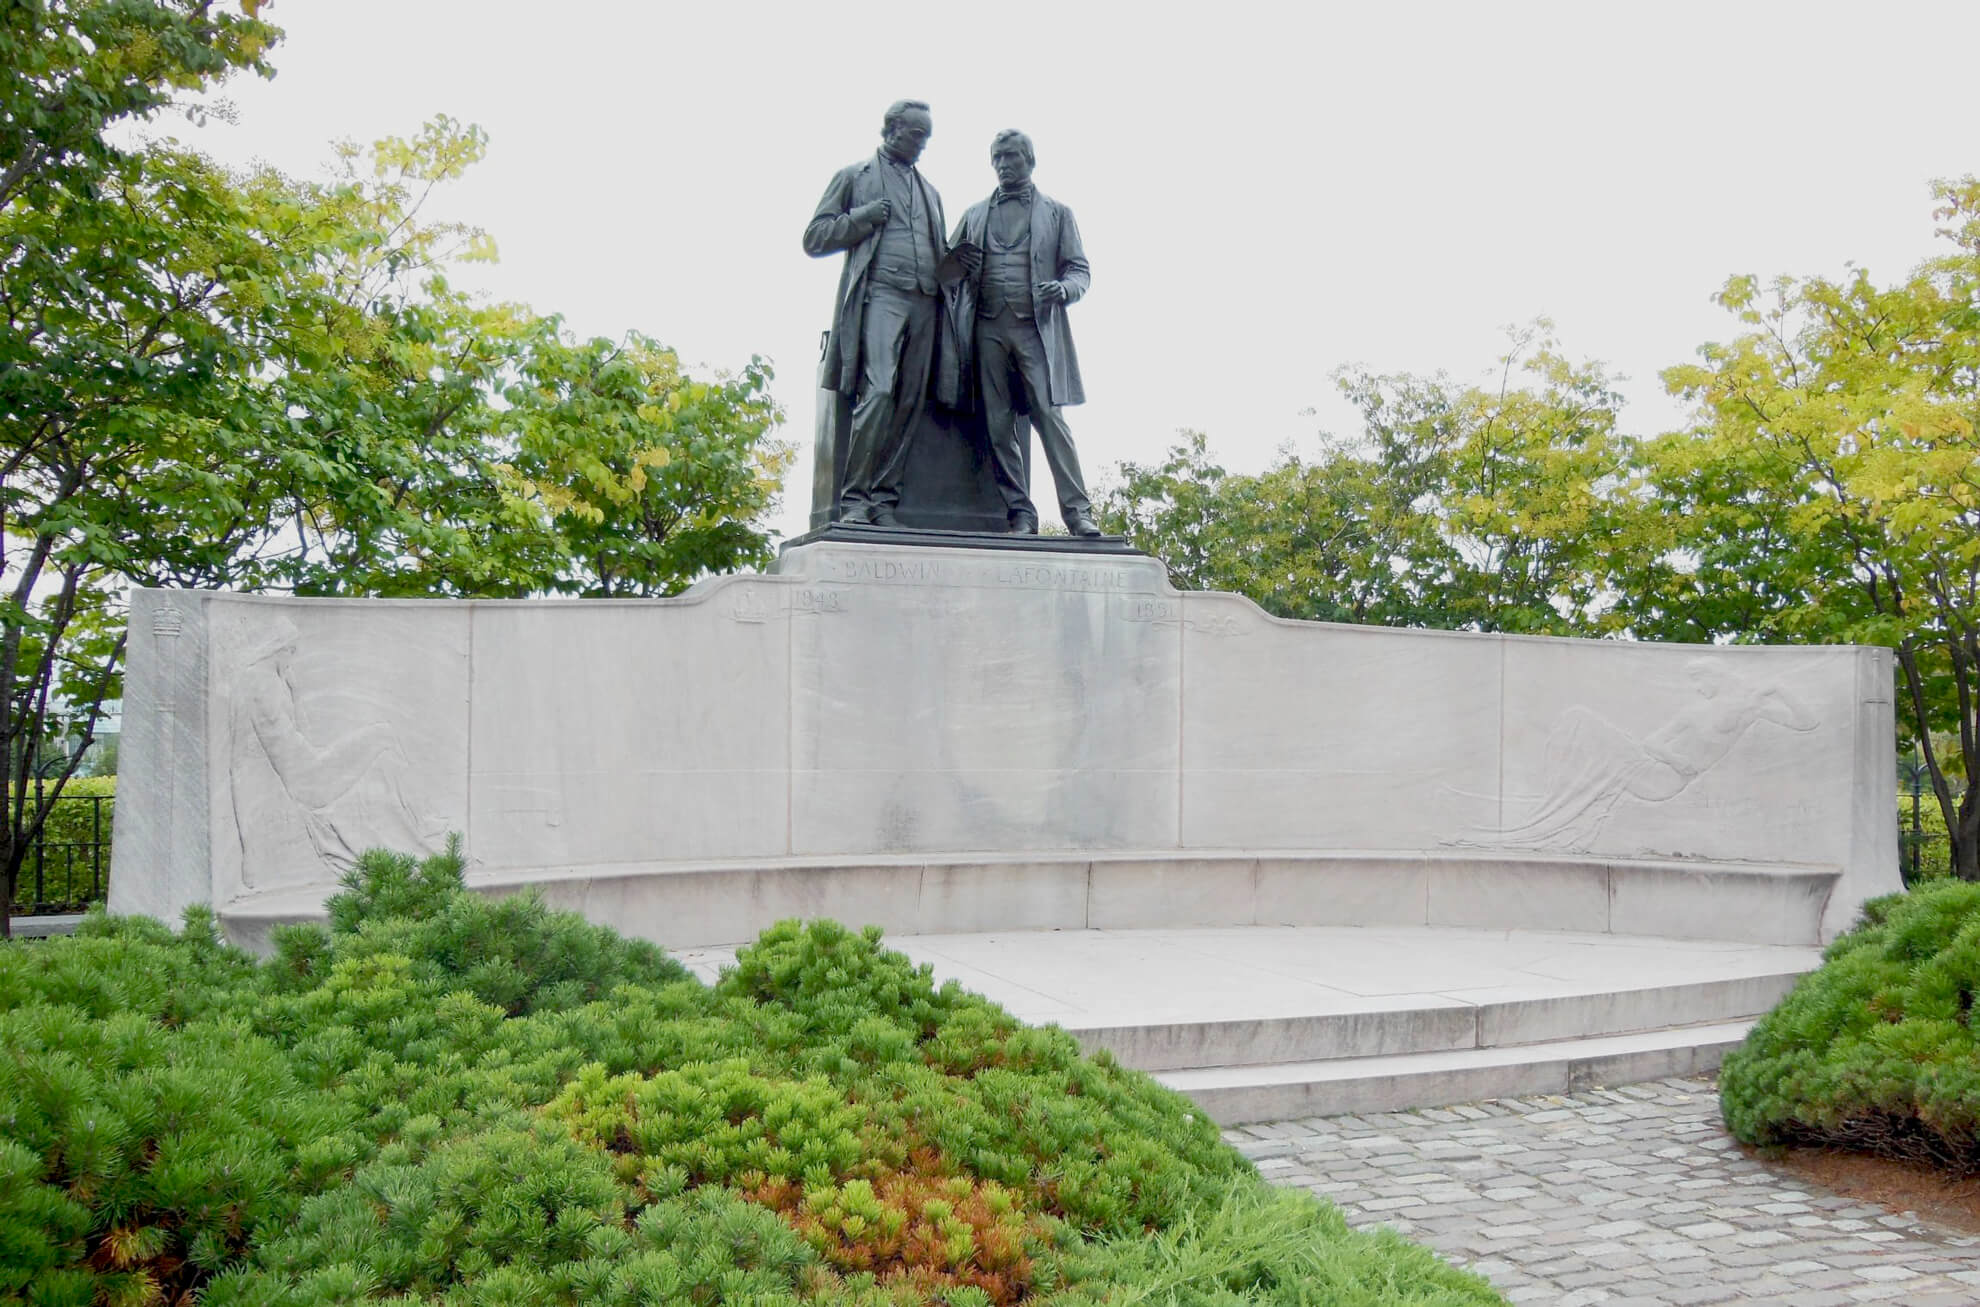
[1228,1078,1980,1306]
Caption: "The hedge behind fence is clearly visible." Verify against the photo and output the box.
[8,777,115,911]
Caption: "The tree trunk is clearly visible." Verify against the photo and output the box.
[1894,643,1968,881]
[1957,793,1980,884]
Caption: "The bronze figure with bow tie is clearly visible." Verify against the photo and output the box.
[939,129,1098,537]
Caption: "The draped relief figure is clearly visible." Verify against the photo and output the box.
[1471,658,1819,852]
[225,616,444,889]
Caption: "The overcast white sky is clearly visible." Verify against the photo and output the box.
[183,1,1980,541]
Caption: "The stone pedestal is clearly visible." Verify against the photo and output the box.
[109,540,1900,946]
[810,387,1013,532]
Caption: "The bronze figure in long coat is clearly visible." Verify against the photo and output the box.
[940,196,1087,409]
[939,130,1096,534]
[803,100,964,525]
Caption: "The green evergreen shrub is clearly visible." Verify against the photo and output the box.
[313,842,689,1014]
[0,846,1505,1305]
[1721,879,1980,1171]
[0,912,349,1302]
[1074,1179,1503,1306]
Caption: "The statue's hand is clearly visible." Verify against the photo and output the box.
[853,199,890,227]
[1035,279,1068,304]
[954,244,983,275]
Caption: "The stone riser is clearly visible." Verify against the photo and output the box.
[1070,973,1801,1072]
[1157,1021,1754,1124]
[415,850,1839,953]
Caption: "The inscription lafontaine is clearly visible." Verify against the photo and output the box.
[826,556,1148,592]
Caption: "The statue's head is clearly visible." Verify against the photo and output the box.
[233,615,301,673]
[881,100,933,165]
[991,129,1035,190]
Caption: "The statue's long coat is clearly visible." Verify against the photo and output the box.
[803,153,952,397]
[938,189,1089,412]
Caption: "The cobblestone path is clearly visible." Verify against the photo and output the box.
[1229,1078,1980,1306]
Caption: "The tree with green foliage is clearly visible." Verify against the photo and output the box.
[490,324,787,598]
[1102,329,1633,636]
[4,7,280,936]
[2,22,790,934]
[1340,329,1635,635]
[1101,428,1447,626]
[1634,178,1980,880]
[0,0,277,212]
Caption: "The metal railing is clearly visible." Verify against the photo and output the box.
[1899,827,1951,886]
[12,793,113,914]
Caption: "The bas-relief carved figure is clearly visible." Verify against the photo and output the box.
[1468,658,1819,852]
[804,99,977,527]
[224,616,443,889]
[941,129,1099,537]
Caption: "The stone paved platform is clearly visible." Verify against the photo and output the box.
[680,926,1817,1119]
[1232,1078,1980,1306]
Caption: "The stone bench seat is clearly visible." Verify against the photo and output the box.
[216,847,1839,955]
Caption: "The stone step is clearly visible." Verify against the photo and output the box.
[1065,971,1800,1072]
[5,913,85,938]
[1154,1019,1755,1123]
[673,925,1810,1125]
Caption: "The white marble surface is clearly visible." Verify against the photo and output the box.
[1178,595,1503,849]
[113,540,1900,943]
[466,594,793,868]
[107,591,211,923]
[780,545,1180,854]
[207,598,469,906]
[1493,639,1851,866]
[673,924,1819,1039]
[421,851,1837,950]
[678,923,1805,1119]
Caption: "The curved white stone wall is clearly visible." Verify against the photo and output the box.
[110,541,1899,944]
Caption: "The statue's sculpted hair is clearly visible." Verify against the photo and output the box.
[991,129,1035,166]
[882,100,932,133]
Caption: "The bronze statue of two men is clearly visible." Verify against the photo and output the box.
[805,100,1099,537]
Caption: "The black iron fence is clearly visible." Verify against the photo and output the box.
[11,793,113,915]
[1895,742,1962,886]
[1899,827,1951,886]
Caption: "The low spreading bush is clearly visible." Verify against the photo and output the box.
[1721,880,1980,1172]
[0,845,1503,1305]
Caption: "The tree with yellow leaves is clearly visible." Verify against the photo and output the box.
[1641,178,1980,879]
